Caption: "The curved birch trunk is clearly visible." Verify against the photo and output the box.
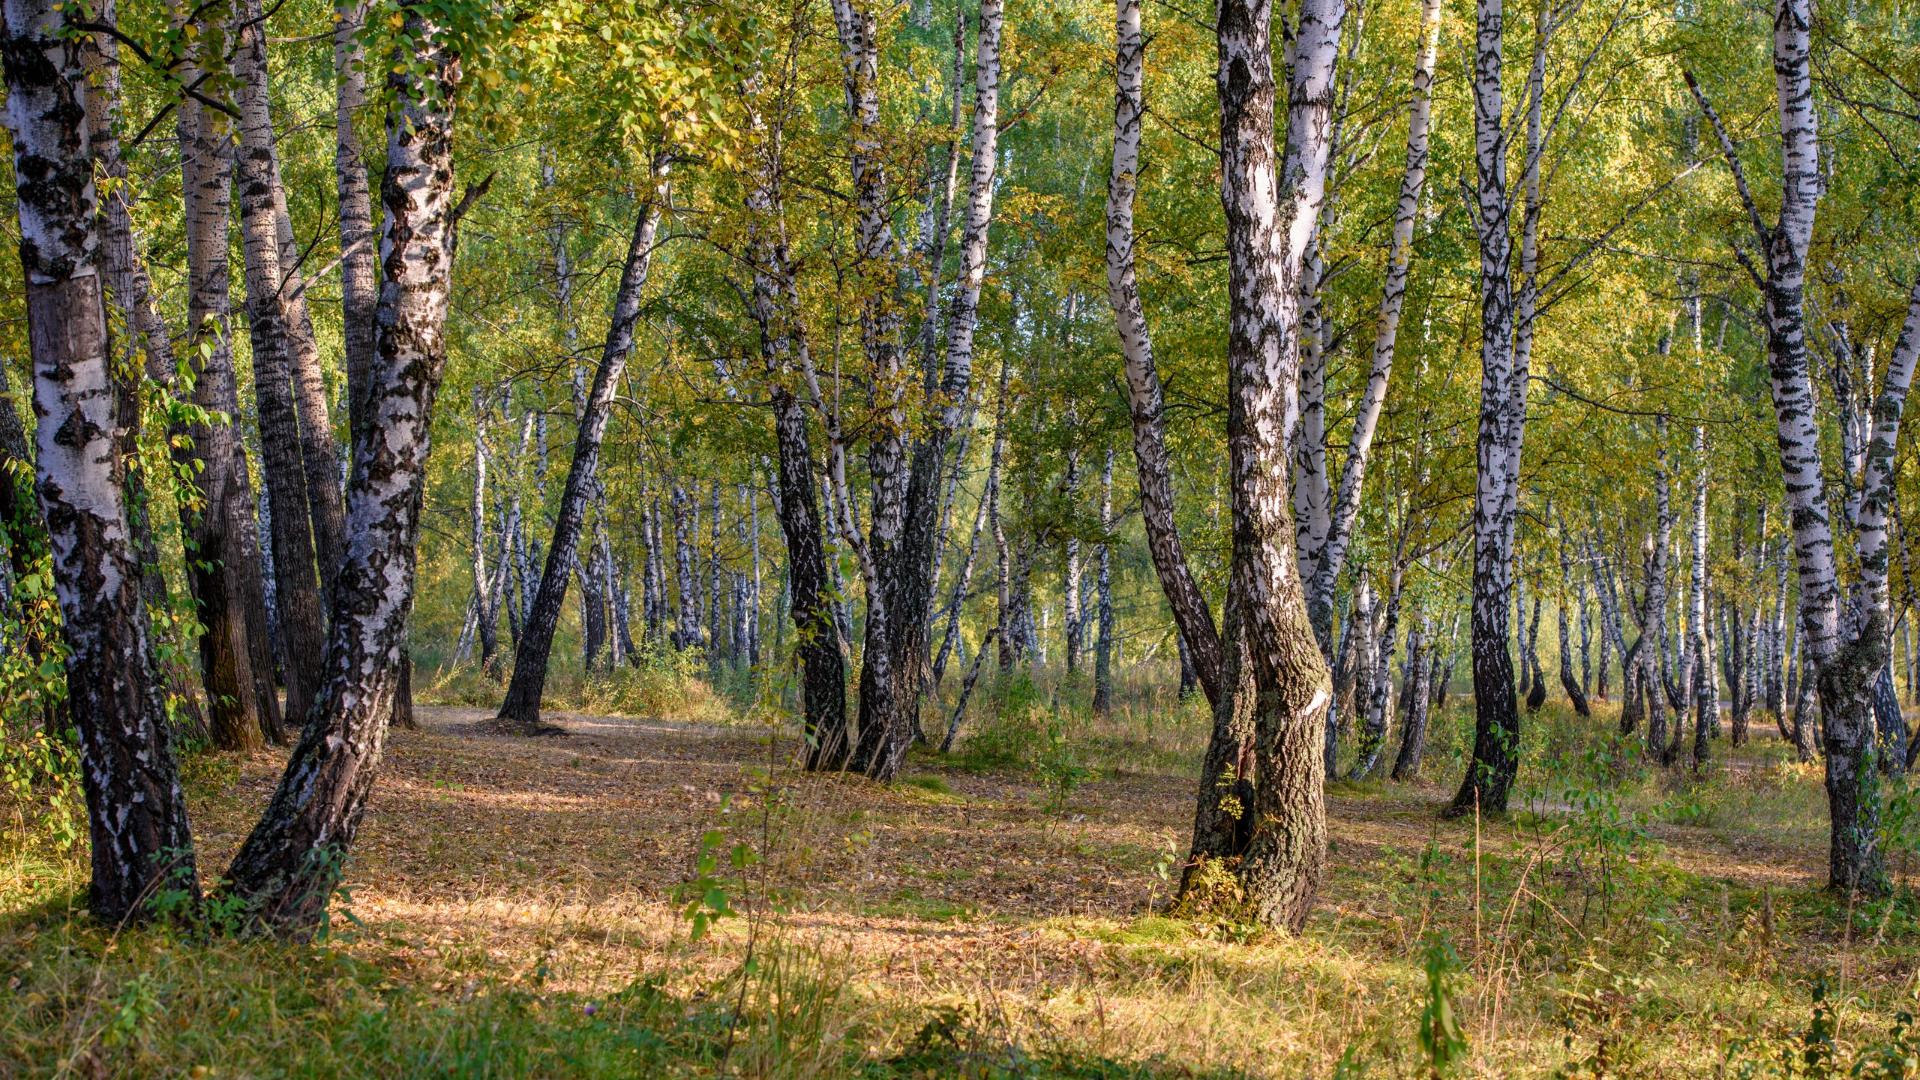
[225,6,463,930]
[1105,0,1224,709]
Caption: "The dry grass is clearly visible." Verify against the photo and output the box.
[3,687,1917,1077]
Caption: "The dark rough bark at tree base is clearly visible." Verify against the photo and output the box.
[740,95,851,770]
[772,393,850,769]
[1451,0,1528,818]
[1181,594,1256,894]
[1818,648,1889,897]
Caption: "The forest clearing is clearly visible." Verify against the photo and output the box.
[4,0,1920,1072]
[7,685,1917,1077]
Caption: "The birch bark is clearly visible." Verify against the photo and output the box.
[1216,0,1341,930]
[226,4,463,929]
[3,0,199,922]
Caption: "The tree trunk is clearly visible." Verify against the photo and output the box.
[1392,615,1434,780]
[671,485,703,650]
[1645,421,1676,763]
[174,13,284,746]
[84,7,216,745]
[1449,0,1526,818]
[1215,0,1341,931]
[334,0,378,445]
[1093,448,1116,717]
[4,0,201,922]
[1688,12,1913,892]
[231,0,329,729]
[1689,425,1715,769]
[1524,591,1547,713]
[1352,558,1405,778]
[234,0,346,583]
[1106,0,1223,709]
[932,360,1006,688]
[846,0,1003,781]
[706,484,725,670]
[495,178,664,731]
[1298,0,1443,656]
[468,386,498,669]
[743,105,852,767]
[224,9,462,930]
[1558,525,1591,717]
[1062,448,1084,675]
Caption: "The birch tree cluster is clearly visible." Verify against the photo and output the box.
[2,0,1919,934]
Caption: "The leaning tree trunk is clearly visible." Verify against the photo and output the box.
[496,179,664,732]
[3,0,199,923]
[224,7,463,931]
[1215,0,1342,932]
[1106,0,1224,710]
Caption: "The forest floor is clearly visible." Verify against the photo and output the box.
[3,685,1919,1077]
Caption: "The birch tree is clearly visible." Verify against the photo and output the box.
[495,171,666,733]
[1216,0,1343,931]
[3,0,198,922]
[226,1,466,928]
[1688,2,1920,892]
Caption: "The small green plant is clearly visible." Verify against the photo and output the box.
[676,815,757,942]
[1035,706,1093,812]
[1418,936,1468,1077]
